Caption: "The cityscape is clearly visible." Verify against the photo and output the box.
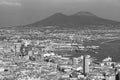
[0,0,120,80]
[0,28,120,80]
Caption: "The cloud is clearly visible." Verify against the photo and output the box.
[0,0,21,6]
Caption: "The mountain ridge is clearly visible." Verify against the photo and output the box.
[24,11,120,29]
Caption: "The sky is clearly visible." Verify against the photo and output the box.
[0,0,120,27]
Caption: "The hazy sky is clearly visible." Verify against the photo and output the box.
[0,0,120,27]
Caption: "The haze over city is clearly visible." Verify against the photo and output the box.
[0,0,120,26]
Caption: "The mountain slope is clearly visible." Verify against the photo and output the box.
[27,11,120,28]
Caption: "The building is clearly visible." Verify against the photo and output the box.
[105,74,115,80]
[14,43,22,53]
[116,71,120,80]
[101,57,114,67]
[73,58,79,66]
[83,55,90,75]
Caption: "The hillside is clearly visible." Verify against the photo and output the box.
[26,11,120,29]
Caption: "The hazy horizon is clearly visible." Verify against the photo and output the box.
[0,0,120,27]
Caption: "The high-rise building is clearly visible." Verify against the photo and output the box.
[83,55,90,75]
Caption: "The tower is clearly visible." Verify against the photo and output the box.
[83,55,90,76]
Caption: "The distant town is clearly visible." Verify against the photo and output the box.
[0,27,120,80]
